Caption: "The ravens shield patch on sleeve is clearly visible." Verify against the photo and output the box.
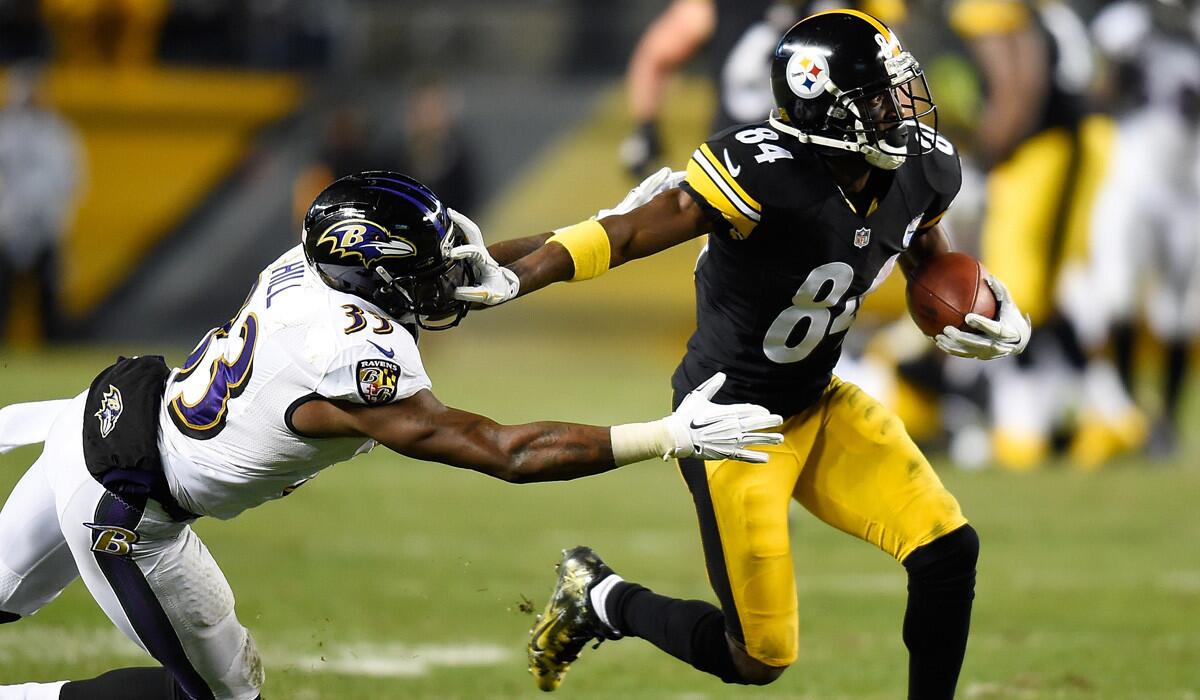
[356,359,400,404]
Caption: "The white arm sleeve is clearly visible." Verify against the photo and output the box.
[0,399,73,453]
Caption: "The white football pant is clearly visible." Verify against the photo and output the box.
[0,395,262,700]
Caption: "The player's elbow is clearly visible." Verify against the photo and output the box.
[729,661,788,686]
[493,461,535,484]
[487,441,539,484]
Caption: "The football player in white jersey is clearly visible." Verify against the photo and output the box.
[0,171,783,700]
[1078,0,1200,457]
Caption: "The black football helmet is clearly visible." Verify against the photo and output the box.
[302,171,475,330]
[769,10,937,169]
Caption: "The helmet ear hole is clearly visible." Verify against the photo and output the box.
[791,98,827,130]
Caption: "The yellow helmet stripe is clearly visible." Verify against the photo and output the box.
[808,8,892,41]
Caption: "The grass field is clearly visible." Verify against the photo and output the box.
[1,336,1198,699]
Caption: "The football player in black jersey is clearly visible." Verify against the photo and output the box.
[458,11,1030,698]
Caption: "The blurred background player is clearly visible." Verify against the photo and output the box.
[0,64,83,345]
[1082,0,1200,459]
[946,0,1140,469]
[293,80,478,230]
[618,0,907,179]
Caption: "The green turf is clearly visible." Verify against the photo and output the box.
[1,339,1198,699]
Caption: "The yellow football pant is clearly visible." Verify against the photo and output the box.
[981,116,1115,325]
[679,377,967,667]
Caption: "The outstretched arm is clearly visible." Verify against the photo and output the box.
[950,2,1049,168]
[289,374,782,483]
[500,187,711,299]
[620,0,716,177]
[293,389,618,483]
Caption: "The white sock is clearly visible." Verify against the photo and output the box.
[588,574,624,634]
[1083,360,1136,421]
[0,681,69,700]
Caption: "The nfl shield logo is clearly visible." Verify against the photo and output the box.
[853,227,871,248]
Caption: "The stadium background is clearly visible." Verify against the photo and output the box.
[0,1,1196,698]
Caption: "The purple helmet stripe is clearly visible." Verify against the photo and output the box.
[363,186,448,238]
[371,175,440,205]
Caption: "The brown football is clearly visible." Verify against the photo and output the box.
[906,252,997,337]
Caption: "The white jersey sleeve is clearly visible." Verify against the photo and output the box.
[313,330,431,405]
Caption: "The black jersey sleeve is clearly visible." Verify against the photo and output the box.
[917,133,963,230]
[681,126,783,240]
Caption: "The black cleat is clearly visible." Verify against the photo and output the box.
[527,546,618,691]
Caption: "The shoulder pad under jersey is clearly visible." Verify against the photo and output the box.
[304,294,432,406]
[919,132,963,200]
[683,121,826,239]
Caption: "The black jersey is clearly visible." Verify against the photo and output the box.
[671,121,961,417]
[710,0,773,132]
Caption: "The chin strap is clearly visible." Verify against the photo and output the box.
[768,111,906,171]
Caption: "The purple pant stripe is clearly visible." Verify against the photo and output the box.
[91,491,215,700]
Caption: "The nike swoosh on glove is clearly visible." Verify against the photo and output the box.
[663,372,784,463]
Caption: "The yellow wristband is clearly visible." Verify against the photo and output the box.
[546,219,611,281]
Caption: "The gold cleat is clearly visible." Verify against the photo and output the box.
[527,546,618,692]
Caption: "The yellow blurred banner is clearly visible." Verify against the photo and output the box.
[0,66,302,318]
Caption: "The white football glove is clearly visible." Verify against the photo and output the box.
[447,209,520,306]
[935,275,1032,360]
[596,166,687,220]
[663,372,784,463]
[449,207,486,247]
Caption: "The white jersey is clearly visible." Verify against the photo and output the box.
[1092,0,1200,113]
[158,246,431,519]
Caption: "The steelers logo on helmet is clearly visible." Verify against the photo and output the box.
[316,218,417,265]
[785,51,831,99]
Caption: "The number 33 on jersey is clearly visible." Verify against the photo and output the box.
[672,121,962,416]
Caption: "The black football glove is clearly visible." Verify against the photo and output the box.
[618,120,663,180]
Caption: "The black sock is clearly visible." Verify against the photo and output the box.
[1164,339,1189,421]
[59,667,254,700]
[606,581,742,683]
[902,525,980,700]
[1112,322,1136,393]
[1052,316,1089,370]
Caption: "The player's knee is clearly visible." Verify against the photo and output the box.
[904,524,979,589]
[728,644,789,685]
[215,630,265,699]
[0,566,40,620]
